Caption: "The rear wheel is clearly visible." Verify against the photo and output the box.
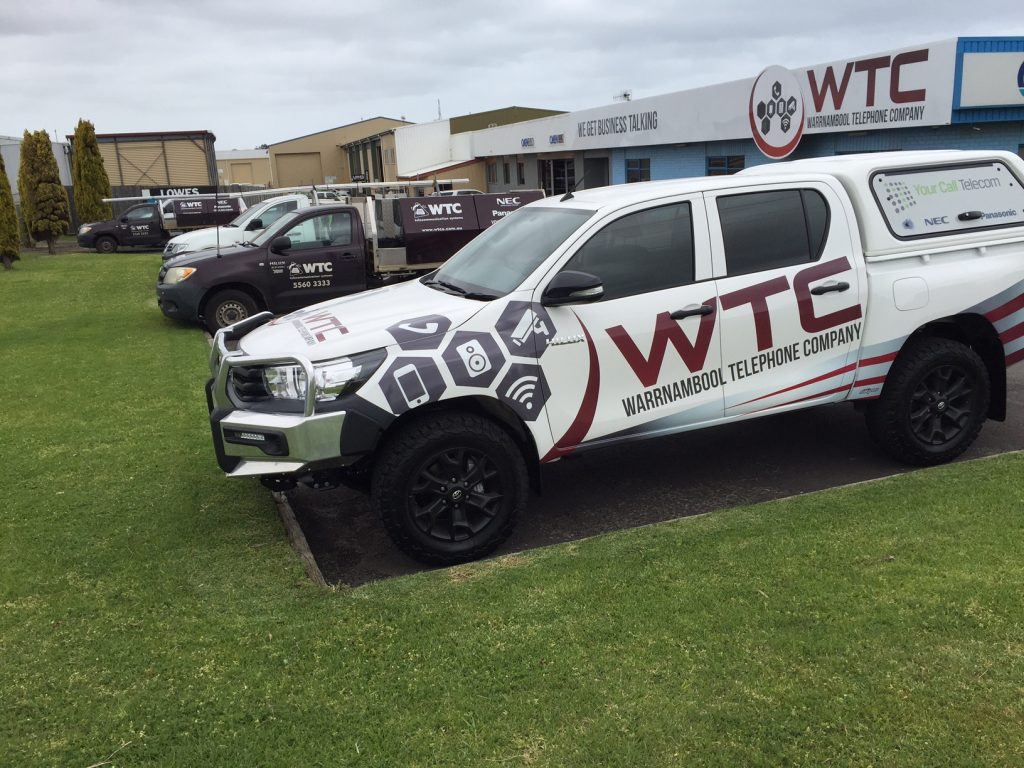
[866,338,989,466]
[95,236,117,253]
[372,412,527,565]
[203,289,257,333]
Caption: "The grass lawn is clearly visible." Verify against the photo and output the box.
[2,251,1024,767]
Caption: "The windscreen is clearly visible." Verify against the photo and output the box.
[429,207,594,296]
[250,210,302,247]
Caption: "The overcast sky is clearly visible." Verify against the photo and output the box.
[2,0,1023,150]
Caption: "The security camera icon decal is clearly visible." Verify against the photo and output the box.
[495,302,554,358]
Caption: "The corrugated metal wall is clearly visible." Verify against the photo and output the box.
[99,136,215,186]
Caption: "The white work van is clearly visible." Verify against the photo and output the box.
[206,150,1024,564]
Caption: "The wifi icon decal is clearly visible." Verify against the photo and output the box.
[497,363,549,422]
[505,376,539,410]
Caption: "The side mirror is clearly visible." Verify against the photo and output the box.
[247,218,263,231]
[542,270,604,306]
[120,217,128,223]
[269,235,292,254]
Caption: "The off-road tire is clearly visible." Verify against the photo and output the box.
[372,412,527,565]
[203,289,257,333]
[95,236,117,254]
[866,337,989,466]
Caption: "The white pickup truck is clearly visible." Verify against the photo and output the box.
[162,194,315,260]
[206,150,1024,564]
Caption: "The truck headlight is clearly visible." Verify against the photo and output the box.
[262,349,386,402]
[162,266,196,284]
[78,225,92,234]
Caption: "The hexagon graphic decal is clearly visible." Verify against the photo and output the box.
[442,331,506,388]
[380,356,447,414]
[386,314,453,351]
[497,363,550,422]
[495,302,554,358]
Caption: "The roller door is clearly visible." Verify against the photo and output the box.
[276,152,324,186]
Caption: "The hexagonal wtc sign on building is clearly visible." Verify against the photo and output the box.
[441,331,506,388]
[496,363,550,422]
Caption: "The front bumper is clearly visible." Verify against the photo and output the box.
[77,232,97,248]
[156,280,203,322]
[207,313,384,479]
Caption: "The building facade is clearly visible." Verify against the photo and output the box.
[394,107,564,191]
[463,37,1024,195]
[1,134,73,205]
[268,118,411,187]
[91,130,218,189]
[216,149,272,187]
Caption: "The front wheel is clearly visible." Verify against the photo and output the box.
[372,413,528,565]
[95,236,117,253]
[866,337,989,466]
[203,289,257,333]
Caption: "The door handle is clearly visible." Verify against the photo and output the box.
[670,304,714,319]
[958,210,984,221]
[810,281,850,295]
[338,252,357,260]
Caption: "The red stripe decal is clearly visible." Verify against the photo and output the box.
[999,321,1024,345]
[858,351,897,368]
[985,293,1024,323]
[541,318,600,462]
[730,363,856,408]
[853,376,886,387]
[744,384,853,416]
[1005,348,1024,367]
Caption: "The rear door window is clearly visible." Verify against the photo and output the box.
[717,189,829,276]
[872,161,1024,239]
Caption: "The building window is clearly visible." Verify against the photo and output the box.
[517,161,526,186]
[707,155,745,175]
[486,163,497,185]
[625,158,650,183]
[503,162,510,185]
[539,159,575,196]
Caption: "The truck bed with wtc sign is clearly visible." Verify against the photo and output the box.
[206,151,1024,564]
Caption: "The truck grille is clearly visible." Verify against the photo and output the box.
[158,265,168,282]
[230,366,270,401]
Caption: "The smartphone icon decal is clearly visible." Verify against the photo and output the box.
[394,364,429,408]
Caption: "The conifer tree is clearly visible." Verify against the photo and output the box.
[0,152,19,269]
[21,131,71,254]
[17,130,37,246]
[71,119,112,223]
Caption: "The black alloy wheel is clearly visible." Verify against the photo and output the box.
[866,337,989,466]
[408,447,505,543]
[372,412,527,564]
[907,364,974,446]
